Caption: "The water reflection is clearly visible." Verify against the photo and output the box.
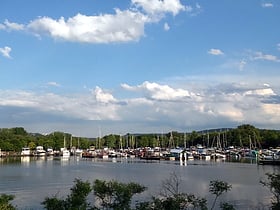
[0,156,277,209]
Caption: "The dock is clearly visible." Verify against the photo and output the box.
[258,159,280,165]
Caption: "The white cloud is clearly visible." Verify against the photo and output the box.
[208,48,224,56]
[253,51,279,62]
[1,1,197,44]
[277,43,280,51]
[132,0,186,16]
[27,9,149,43]
[261,3,274,8]
[263,104,280,119]
[46,82,61,87]
[0,24,5,30]
[163,22,170,31]
[2,19,25,31]
[243,88,275,96]
[0,46,12,58]
[122,81,194,101]
[0,89,120,121]
[196,3,201,10]
[1,79,280,136]
[93,86,117,103]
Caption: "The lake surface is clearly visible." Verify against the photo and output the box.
[0,156,279,209]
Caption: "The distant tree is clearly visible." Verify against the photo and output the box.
[260,129,280,148]
[190,131,199,147]
[11,127,27,135]
[28,141,36,150]
[104,134,117,148]
[236,124,260,148]
[137,136,149,147]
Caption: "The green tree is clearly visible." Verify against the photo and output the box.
[104,134,117,149]
[0,194,16,210]
[93,179,146,210]
[190,131,199,147]
[235,124,260,148]
[42,179,91,210]
[260,129,280,148]
[11,127,27,135]
[139,194,207,210]
[137,172,207,210]
[260,173,280,210]
[209,180,232,210]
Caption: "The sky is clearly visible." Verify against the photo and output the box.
[0,0,280,137]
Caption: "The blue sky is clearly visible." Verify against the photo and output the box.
[0,0,280,137]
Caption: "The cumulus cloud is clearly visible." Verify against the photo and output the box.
[1,79,280,136]
[208,48,224,56]
[243,87,276,96]
[164,22,170,31]
[0,46,12,58]
[0,20,25,31]
[253,51,279,62]
[0,88,120,121]
[0,24,5,30]
[132,0,186,16]
[122,81,195,101]
[27,9,148,43]
[261,3,274,8]
[93,86,117,103]
[0,0,197,44]
[263,104,280,118]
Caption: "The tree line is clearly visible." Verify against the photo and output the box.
[0,124,280,152]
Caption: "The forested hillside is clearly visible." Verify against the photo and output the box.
[0,124,279,152]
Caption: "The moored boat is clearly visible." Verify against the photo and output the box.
[34,146,46,157]
[21,147,31,156]
[46,148,54,156]
[140,148,161,160]
[61,148,70,158]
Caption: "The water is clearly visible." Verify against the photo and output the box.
[0,156,278,209]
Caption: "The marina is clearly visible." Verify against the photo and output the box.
[1,144,276,166]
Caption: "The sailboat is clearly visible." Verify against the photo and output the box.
[61,136,70,158]
[75,138,83,156]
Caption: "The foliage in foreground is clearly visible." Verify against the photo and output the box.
[260,173,280,210]
[42,178,92,210]
[0,194,16,210]
[92,179,146,210]
[136,172,233,210]
[41,172,234,210]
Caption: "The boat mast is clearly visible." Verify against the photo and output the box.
[184,133,186,149]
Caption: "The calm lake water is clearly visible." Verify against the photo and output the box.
[0,156,279,209]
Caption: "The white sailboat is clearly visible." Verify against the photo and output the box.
[75,138,83,156]
[61,136,70,158]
